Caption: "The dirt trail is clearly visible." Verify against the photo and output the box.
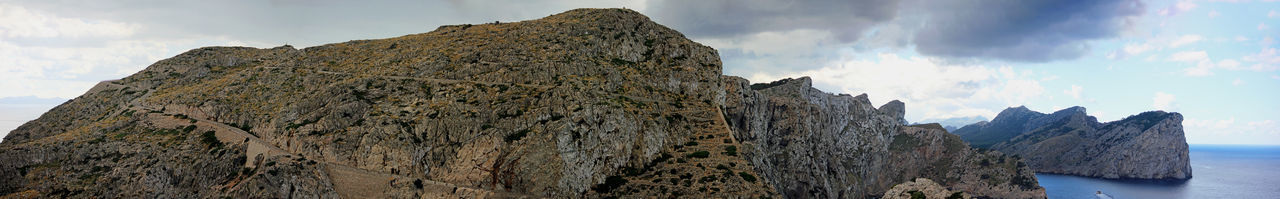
[111,79,508,198]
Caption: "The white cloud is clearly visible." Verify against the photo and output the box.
[0,4,249,99]
[1153,92,1177,111]
[1167,50,1219,76]
[1218,59,1241,69]
[1111,35,1208,59]
[700,29,834,57]
[1169,51,1209,62]
[1109,42,1155,59]
[1233,78,1245,86]
[1241,48,1280,71]
[1185,118,1280,145]
[1208,10,1220,18]
[1126,43,1155,54]
[1159,1,1198,16]
[1269,10,1279,18]
[1273,75,1280,80]
[1176,1,1197,11]
[1182,61,1215,76]
[0,4,138,38]
[1169,35,1203,48]
[1063,85,1083,100]
[1235,36,1249,42]
[1263,37,1276,46]
[1260,23,1270,30]
[747,53,1047,122]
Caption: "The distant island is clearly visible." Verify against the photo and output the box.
[952,106,1192,181]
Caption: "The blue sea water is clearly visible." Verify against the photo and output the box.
[1036,144,1280,199]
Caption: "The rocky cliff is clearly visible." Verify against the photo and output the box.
[954,106,1192,181]
[723,77,1045,198]
[1,8,1045,198]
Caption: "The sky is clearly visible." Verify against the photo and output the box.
[0,0,1276,145]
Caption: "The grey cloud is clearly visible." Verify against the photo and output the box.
[645,0,900,41]
[912,0,1145,62]
[8,0,632,47]
[8,0,1145,63]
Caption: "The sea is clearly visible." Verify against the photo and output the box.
[1035,144,1280,199]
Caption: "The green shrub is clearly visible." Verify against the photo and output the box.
[504,129,530,142]
[908,190,926,199]
[723,146,738,156]
[686,151,710,158]
[738,172,757,183]
[592,176,627,193]
[286,118,317,130]
[200,131,223,149]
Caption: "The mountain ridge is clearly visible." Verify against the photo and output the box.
[1,8,1046,198]
[954,106,1192,181]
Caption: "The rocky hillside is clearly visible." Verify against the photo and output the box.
[724,77,1045,198]
[1,8,1045,198]
[954,106,1192,181]
[0,8,774,198]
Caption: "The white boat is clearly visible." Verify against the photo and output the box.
[1095,191,1114,199]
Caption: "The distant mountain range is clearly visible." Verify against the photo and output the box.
[952,106,1192,181]
[915,116,988,132]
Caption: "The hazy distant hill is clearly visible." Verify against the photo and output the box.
[917,116,988,132]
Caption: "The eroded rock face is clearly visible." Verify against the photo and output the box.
[881,178,967,199]
[0,8,772,198]
[960,107,1193,181]
[722,77,1046,199]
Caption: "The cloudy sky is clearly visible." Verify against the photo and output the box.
[1,0,1277,145]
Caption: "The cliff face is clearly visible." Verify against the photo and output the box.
[723,77,1045,199]
[0,8,1047,198]
[955,107,1192,181]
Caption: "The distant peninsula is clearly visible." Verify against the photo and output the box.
[952,106,1192,181]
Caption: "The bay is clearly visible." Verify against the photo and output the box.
[1036,144,1280,199]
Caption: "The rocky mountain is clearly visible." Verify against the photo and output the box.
[0,8,1044,198]
[723,77,1044,198]
[953,106,1192,181]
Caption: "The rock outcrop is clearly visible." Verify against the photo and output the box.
[723,77,1045,198]
[0,8,1047,198]
[953,106,1192,181]
[881,178,968,199]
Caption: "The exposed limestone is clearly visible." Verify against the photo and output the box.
[882,178,967,199]
[954,106,1192,181]
[723,77,1045,198]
